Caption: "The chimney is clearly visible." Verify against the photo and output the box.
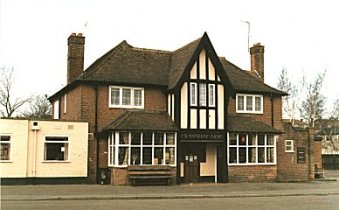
[67,33,85,84]
[250,43,265,81]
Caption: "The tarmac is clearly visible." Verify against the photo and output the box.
[1,179,339,201]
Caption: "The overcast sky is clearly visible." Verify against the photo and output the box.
[0,0,338,116]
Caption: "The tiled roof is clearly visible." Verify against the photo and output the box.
[317,126,339,135]
[49,32,286,101]
[220,57,286,95]
[228,114,282,133]
[103,111,178,131]
[78,41,171,86]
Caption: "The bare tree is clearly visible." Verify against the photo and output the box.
[330,99,339,119]
[277,68,305,124]
[299,71,326,127]
[0,66,31,117]
[21,94,51,119]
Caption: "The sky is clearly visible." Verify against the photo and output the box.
[0,0,338,116]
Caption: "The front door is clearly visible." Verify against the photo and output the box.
[184,154,199,183]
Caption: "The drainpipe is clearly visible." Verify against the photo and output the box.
[308,128,312,180]
[94,85,99,183]
[32,130,37,178]
[271,94,274,127]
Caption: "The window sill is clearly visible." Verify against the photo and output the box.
[42,161,71,163]
[236,111,263,115]
[0,160,12,163]
[228,163,276,166]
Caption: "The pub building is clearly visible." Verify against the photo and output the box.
[49,32,288,185]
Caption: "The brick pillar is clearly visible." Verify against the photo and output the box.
[250,43,265,81]
[67,33,85,84]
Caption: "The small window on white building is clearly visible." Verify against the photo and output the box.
[208,84,215,107]
[199,83,207,106]
[64,94,67,114]
[0,135,11,161]
[285,140,294,152]
[44,136,69,161]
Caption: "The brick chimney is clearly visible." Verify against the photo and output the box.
[67,33,85,84]
[250,43,265,81]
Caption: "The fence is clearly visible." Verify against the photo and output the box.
[322,154,339,170]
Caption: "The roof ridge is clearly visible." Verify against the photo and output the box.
[130,46,171,54]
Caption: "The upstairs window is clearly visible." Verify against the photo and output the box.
[236,94,263,114]
[109,86,144,109]
[190,82,215,107]
[0,135,11,161]
[199,83,207,106]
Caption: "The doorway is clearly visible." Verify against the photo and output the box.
[184,154,199,183]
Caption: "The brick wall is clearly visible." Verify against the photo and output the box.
[228,165,277,182]
[277,123,316,181]
[110,168,129,185]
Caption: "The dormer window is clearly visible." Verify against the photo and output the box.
[109,86,144,109]
[236,94,263,114]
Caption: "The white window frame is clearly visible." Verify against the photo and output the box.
[190,82,197,106]
[63,94,67,114]
[236,94,263,114]
[0,135,11,162]
[199,83,207,106]
[109,86,144,109]
[53,100,60,119]
[108,131,177,167]
[285,140,294,152]
[43,136,70,162]
[227,133,276,165]
[208,84,215,107]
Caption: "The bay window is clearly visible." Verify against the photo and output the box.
[109,86,144,109]
[108,131,176,166]
[228,133,276,165]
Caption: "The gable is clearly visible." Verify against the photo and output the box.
[169,32,232,93]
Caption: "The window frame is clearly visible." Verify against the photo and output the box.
[236,94,263,114]
[285,140,294,152]
[43,136,70,162]
[228,133,276,165]
[108,131,177,167]
[190,82,197,106]
[109,86,144,109]
[208,84,215,107]
[0,135,11,162]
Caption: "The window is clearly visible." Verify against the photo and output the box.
[63,94,67,114]
[297,147,306,164]
[44,136,69,161]
[109,86,144,109]
[285,140,294,152]
[0,135,11,161]
[191,82,215,107]
[53,100,60,119]
[236,94,263,114]
[208,84,215,107]
[228,133,276,165]
[199,83,207,106]
[190,83,197,106]
[108,131,176,166]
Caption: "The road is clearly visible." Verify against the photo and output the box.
[2,195,339,210]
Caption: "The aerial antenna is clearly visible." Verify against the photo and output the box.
[241,20,250,52]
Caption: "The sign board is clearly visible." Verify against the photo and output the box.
[179,131,225,142]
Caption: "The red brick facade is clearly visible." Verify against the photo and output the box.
[228,165,277,182]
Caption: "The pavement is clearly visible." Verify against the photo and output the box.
[1,179,339,201]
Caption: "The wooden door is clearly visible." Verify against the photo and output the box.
[184,154,199,183]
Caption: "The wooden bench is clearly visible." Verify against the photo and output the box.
[128,165,174,186]
[314,164,324,179]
